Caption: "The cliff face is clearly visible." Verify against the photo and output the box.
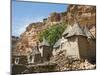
[15,22,45,53]
[67,5,96,37]
[14,5,96,53]
[67,5,96,26]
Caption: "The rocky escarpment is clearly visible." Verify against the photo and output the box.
[67,5,96,25]
[12,5,96,74]
[66,5,96,37]
[14,4,96,54]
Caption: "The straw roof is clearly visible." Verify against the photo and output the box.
[53,39,62,48]
[62,25,72,36]
[40,37,50,46]
[65,22,86,38]
[84,26,94,39]
[31,47,41,55]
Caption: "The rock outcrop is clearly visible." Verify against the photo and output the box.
[14,4,96,55]
[67,5,96,25]
[66,5,96,37]
[50,50,96,71]
[12,4,96,74]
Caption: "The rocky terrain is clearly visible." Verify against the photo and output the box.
[14,5,96,54]
[50,50,96,71]
[67,5,96,25]
[12,50,96,74]
[12,5,96,74]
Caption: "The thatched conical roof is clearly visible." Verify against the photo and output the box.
[40,37,50,46]
[84,26,94,39]
[62,25,72,37]
[31,47,41,55]
[65,22,86,38]
[53,39,62,48]
[31,50,41,55]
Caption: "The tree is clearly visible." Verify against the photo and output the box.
[38,23,67,46]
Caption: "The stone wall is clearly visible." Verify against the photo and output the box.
[88,39,96,58]
[63,36,80,58]
[41,46,52,62]
[78,36,89,59]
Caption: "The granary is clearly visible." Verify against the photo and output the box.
[62,25,72,37]
[83,26,96,58]
[53,39,62,56]
[53,25,72,56]
[12,51,28,65]
[53,21,96,59]
[27,45,41,64]
[64,22,89,59]
[12,45,42,65]
[39,38,52,62]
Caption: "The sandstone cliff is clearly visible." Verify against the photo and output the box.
[14,5,96,54]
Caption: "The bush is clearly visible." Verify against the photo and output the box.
[38,23,67,46]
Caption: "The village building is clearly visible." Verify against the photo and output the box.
[39,38,52,62]
[12,37,53,65]
[12,22,96,65]
[53,22,96,59]
[53,39,62,56]
[12,51,28,65]
[27,45,41,64]
[83,26,96,58]
[53,25,72,56]
[12,45,41,65]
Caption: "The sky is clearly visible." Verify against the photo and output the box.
[12,0,68,36]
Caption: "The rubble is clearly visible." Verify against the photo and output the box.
[50,50,96,71]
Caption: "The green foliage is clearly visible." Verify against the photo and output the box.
[39,23,67,46]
